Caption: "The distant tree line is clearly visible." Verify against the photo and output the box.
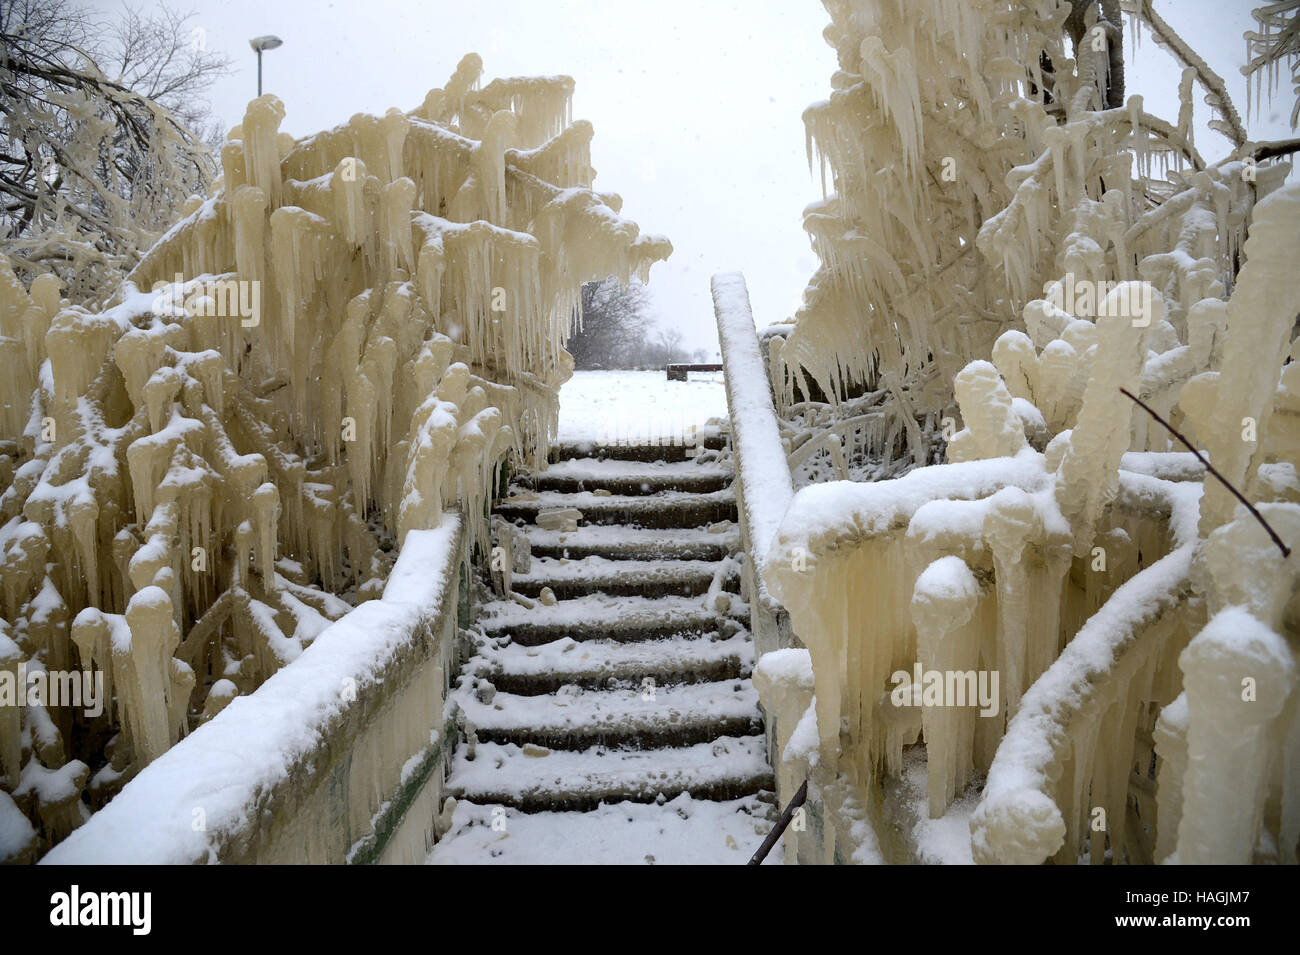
[567,277,709,370]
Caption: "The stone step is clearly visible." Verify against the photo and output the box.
[498,488,737,528]
[478,594,730,646]
[510,556,740,599]
[437,435,772,841]
[445,736,774,812]
[428,794,776,865]
[522,523,739,561]
[548,436,726,464]
[452,678,763,749]
[519,458,733,495]
[466,631,753,696]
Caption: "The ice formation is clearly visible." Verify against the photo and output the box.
[757,0,1300,865]
[0,55,668,860]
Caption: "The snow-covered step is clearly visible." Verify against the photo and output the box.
[497,487,737,528]
[445,736,774,811]
[427,794,775,864]
[519,457,733,495]
[467,631,753,695]
[522,523,740,561]
[548,436,726,464]
[511,555,740,599]
[432,436,772,857]
[478,593,727,645]
[453,678,763,749]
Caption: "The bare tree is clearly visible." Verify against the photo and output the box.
[0,0,231,303]
[568,277,654,369]
[100,4,231,146]
[644,326,690,367]
[567,277,697,369]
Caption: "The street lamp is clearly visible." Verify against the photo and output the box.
[249,35,283,97]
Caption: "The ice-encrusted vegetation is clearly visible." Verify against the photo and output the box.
[751,0,1300,866]
[0,53,668,861]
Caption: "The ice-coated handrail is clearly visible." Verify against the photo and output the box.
[711,271,794,607]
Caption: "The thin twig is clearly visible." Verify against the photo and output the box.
[1120,387,1291,558]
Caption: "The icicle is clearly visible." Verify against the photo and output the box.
[1176,609,1294,863]
[379,108,410,183]
[1197,184,1300,537]
[1055,284,1162,556]
[0,52,674,859]
[119,586,181,766]
[241,96,287,211]
[948,361,1027,462]
[251,482,279,593]
[1152,693,1188,863]
[912,556,982,817]
[381,178,417,273]
[330,159,369,247]
[1128,94,1145,180]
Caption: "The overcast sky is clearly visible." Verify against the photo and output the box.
[106,0,1294,355]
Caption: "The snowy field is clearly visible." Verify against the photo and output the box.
[556,370,729,444]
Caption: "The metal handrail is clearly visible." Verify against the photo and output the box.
[748,778,809,865]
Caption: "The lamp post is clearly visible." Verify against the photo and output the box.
[249,35,283,97]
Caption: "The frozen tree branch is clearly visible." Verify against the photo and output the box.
[1128,0,1249,146]
[0,0,230,303]
[1244,0,1300,129]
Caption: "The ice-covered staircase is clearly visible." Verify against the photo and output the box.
[428,441,777,864]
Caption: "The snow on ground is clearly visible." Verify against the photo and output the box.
[422,370,766,866]
[557,370,729,443]
[900,748,977,865]
[427,795,776,865]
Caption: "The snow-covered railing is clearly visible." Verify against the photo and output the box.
[969,543,1194,865]
[764,451,1053,781]
[972,497,1300,866]
[43,518,464,865]
[713,271,816,859]
[759,429,1202,864]
[711,272,794,616]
